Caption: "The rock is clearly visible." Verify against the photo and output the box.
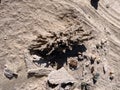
[103,66,106,74]
[48,67,76,84]
[91,66,94,73]
[24,52,37,69]
[78,53,84,61]
[90,54,96,64]
[32,57,48,68]
[102,63,108,74]
[32,55,41,60]
[96,59,101,64]
[109,76,114,81]
[27,68,53,78]
[85,61,90,67]
[81,82,91,90]
[109,72,114,80]
[4,67,18,79]
[93,73,100,84]
[47,67,77,89]
[68,57,78,70]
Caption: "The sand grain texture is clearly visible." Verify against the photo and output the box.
[0,0,120,90]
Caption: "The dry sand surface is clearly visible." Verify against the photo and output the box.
[0,0,120,90]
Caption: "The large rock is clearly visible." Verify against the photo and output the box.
[27,68,53,77]
[47,67,77,90]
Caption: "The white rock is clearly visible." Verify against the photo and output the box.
[32,55,41,60]
[48,67,76,84]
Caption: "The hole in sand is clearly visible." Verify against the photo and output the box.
[90,0,99,9]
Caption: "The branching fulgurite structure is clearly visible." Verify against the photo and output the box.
[28,25,94,58]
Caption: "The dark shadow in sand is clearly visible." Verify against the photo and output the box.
[91,0,99,9]
[29,44,87,69]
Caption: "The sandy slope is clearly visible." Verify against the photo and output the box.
[0,0,120,90]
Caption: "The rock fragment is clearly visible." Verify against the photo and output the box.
[78,52,84,61]
[32,55,41,61]
[109,72,114,81]
[4,66,18,79]
[47,67,77,89]
[81,82,91,90]
[68,58,78,70]
[27,68,53,78]
[91,66,94,73]
[92,73,100,84]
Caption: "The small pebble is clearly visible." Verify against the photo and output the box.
[4,67,18,79]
